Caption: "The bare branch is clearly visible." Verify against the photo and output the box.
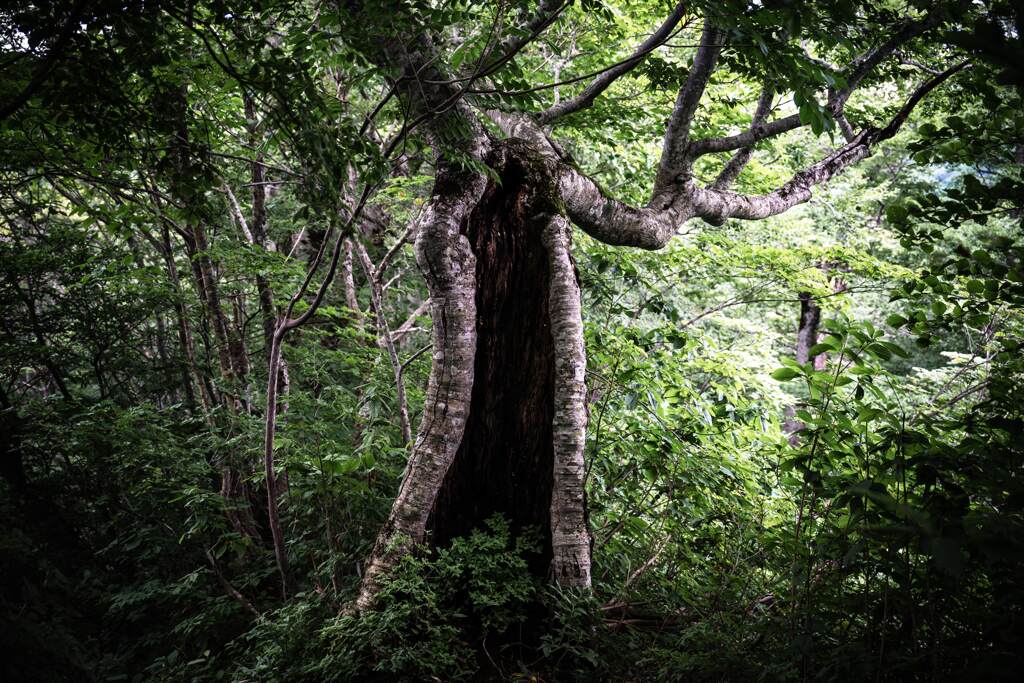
[536,2,688,125]
[354,240,413,446]
[492,1,572,72]
[711,87,774,190]
[374,224,415,285]
[393,298,431,343]
[496,56,965,248]
[205,549,259,618]
[688,112,803,157]
[223,184,255,244]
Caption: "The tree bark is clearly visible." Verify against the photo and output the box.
[427,143,561,577]
[180,223,262,541]
[783,275,847,442]
[783,292,822,443]
[329,0,964,610]
[353,160,485,611]
[541,213,591,588]
[354,140,595,607]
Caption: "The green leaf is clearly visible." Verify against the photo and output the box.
[809,342,834,357]
[886,204,908,223]
[886,314,907,327]
[771,367,802,381]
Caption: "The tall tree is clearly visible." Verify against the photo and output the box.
[330,0,977,607]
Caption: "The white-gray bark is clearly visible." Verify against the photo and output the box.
[340,0,966,609]
[353,162,487,611]
[541,213,591,588]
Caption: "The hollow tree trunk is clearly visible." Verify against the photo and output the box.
[355,140,592,609]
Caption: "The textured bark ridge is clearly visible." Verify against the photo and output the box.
[354,163,486,612]
[355,140,593,608]
[541,214,592,588]
[429,141,568,577]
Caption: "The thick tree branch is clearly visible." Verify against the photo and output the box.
[688,12,944,159]
[690,61,969,223]
[496,57,965,247]
[688,112,802,156]
[652,17,724,197]
[491,109,685,248]
[353,161,487,612]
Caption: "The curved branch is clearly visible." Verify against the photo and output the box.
[536,2,688,125]
[496,58,965,248]
[690,61,970,223]
[688,112,802,156]
[489,110,683,248]
[834,12,944,109]
[687,11,945,159]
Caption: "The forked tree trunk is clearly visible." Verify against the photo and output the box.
[355,140,592,609]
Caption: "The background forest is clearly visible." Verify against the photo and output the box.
[2,0,1024,681]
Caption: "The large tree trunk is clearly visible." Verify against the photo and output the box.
[355,140,592,608]
[353,160,485,611]
[428,143,559,572]
[429,141,590,583]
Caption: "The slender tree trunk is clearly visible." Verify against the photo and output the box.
[783,276,846,442]
[184,224,243,407]
[156,223,213,414]
[354,240,413,446]
[783,292,822,442]
[353,160,485,611]
[181,223,262,541]
[340,238,361,323]
[264,323,294,598]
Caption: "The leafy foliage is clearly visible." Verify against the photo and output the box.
[2,0,1023,681]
